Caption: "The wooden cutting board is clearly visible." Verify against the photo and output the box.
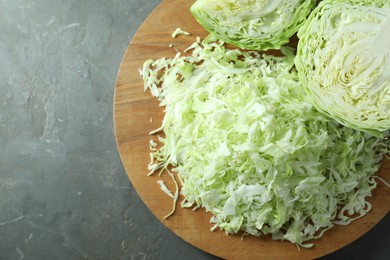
[113,1,390,259]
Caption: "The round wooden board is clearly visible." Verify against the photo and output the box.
[113,1,390,259]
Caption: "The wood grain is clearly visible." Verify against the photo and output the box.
[113,1,390,259]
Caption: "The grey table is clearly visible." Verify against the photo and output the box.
[0,1,388,259]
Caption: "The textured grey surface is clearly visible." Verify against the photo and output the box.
[0,1,388,259]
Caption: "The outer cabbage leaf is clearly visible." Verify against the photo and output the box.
[142,38,388,246]
[346,0,390,8]
[190,0,316,50]
[295,0,390,136]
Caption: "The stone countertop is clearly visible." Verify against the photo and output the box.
[0,1,388,259]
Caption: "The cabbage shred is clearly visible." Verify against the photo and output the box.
[141,38,388,246]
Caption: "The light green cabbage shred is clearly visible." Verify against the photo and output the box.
[295,0,390,136]
[141,38,388,247]
[190,0,316,50]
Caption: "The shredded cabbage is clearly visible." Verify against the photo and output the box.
[295,0,390,136]
[171,28,191,38]
[190,0,316,50]
[141,38,388,246]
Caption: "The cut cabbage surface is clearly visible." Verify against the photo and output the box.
[295,0,390,136]
[141,38,388,246]
[190,0,316,50]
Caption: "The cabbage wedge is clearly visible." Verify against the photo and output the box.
[190,0,316,50]
[295,0,390,136]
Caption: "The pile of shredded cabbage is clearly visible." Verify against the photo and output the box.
[141,38,388,247]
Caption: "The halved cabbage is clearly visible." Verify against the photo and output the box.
[295,0,390,136]
[190,0,316,50]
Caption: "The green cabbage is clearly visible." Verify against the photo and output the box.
[295,0,390,136]
[190,0,316,50]
[142,38,388,246]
